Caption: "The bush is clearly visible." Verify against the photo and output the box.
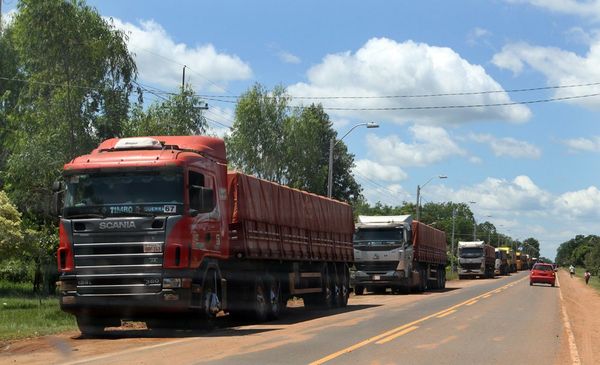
[0,259,33,283]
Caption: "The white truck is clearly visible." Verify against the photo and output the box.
[351,215,447,294]
[458,241,495,279]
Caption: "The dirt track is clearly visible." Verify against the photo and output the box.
[556,270,600,365]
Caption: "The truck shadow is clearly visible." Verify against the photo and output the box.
[356,287,459,296]
[72,304,379,340]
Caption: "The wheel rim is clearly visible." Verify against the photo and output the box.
[269,281,280,315]
[256,280,268,319]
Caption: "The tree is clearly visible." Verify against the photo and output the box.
[0,25,22,188]
[522,237,540,257]
[0,190,23,257]
[285,104,361,201]
[4,0,138,217]
[226,83,288,183]
[226,85,361,202]
[124,85,207,137]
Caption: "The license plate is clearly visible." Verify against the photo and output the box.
[144,243,162,253]
[373,275,381,281]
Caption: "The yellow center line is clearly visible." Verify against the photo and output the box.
[436,309,457,318]
[465,300,478,306]
[309,275,528,365]
[375,326,419,345]
[482,294,491,299]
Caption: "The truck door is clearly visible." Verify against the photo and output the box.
[189,169,222,267]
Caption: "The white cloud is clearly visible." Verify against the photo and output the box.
[555,186,600,218]
[469,133,542,159]
[278,51,301,64]
[562,136,600,152]
[432,175,552,211]
[108,18,252,90]
[288,37,531,125]
[353,159,408,182]
[1,9,16,27]
[367,125,466,167]
[505,0,600,20]
[492,40,600,109]
[359,183,411,206]
[467,27,492,46]
[204,106,235,137]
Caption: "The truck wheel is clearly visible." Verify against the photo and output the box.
[76,316,116,337]
[334,265,349,307]
[420,268,429,291]
[266,275,282,320]
[441,270,446,289]
[252,276,269,322]
[354,285,365,295]
[203,270,222,320]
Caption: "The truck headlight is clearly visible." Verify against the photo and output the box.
[163,278,182,288]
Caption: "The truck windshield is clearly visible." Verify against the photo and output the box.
[459,247,483,257]
[353,228,403,247]
[62,170,183,218]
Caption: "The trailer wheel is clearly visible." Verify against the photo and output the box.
[252,276,269,322]
[336,265,349,307]
[354,285,365,295]
[265,275,283,320]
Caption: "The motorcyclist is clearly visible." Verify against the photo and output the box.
[569,265,575,278]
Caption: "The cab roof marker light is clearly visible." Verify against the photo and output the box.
[114,137,162,150]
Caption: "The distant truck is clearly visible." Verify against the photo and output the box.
[516,251,525,271]
[53,136,354,336]
[495,248,509,276]
[457,241,495,279]
[498,246,517,273]
[351,215,447,294]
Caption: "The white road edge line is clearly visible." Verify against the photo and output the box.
[61,337,198,365]
[556,274,581,365]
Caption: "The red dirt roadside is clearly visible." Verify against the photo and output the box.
[556,270,600,365]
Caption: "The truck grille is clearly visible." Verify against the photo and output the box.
[460,262,482,270]
[355,261,398,273]
[72,219,165,296]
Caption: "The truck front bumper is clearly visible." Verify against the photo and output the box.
[351,270,408,286]
[58,273,195,318]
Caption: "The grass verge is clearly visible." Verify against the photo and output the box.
[445,266,458,281]
[0,281,75,341]
[574,267,600,293]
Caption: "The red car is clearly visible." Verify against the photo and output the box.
[530,263,556,286]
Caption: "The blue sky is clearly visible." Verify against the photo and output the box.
[4,0,600,259]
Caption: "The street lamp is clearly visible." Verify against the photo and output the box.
[415,175,447,221]
[468,201,477,240]
[327,122,379,198]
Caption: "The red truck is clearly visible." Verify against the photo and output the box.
[352,215,447,294]
[53,136,354,335]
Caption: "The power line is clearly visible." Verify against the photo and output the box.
[134,47,234,95]
[195,80,600,100]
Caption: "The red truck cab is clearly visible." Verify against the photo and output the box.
[55,136,353,336]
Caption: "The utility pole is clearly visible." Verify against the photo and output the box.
[182,65,187,90]
[451,206,457,272]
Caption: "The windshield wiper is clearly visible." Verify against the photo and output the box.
[65,213,105,219]
[111,211,157,217]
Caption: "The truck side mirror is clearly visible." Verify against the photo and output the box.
[190,186,214,215]
[51,180,65,217]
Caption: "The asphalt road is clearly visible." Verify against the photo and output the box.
[2,271,564,365]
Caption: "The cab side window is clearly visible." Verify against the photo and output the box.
[188,171,214,213]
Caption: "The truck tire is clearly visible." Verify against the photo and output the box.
[202,270,222,321]
[354,285,365,295]
[76,316,117,337]
[265,275,283,320]
[335,264,349,307]
[304,266,334,309]
[252,276,269,322]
